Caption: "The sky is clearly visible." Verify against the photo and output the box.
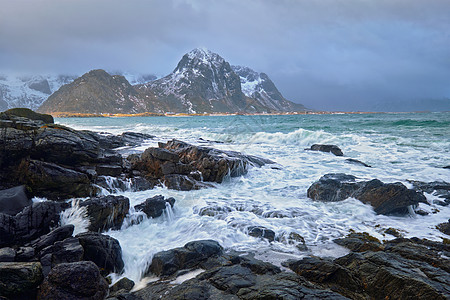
[0,0,449,111]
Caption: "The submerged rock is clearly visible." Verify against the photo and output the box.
[247,226,275,242]
[345,158,371,168]
[306,144,344,156]
[134,195,175,218]
[436,220,450,235]
[39,261,108,300]
[307,173,426,215]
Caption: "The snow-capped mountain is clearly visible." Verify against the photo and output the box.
[37,48,307,114]
[0,74,77,111]
[138,48,247,113]
[232,65,305,111]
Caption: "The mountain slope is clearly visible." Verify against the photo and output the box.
[38,69,156,114]
[232,66,306,111]
[0,75,76,111]
[37,48,307,114]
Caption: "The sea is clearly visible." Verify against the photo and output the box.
[56,112,450,284]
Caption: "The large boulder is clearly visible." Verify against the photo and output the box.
[76,232,124,275]
[38,237,84,276]
[134,195,175,218]
[80,195,130,232]
[3,108,53,124]
[307,174,426,215]
[129,139,272,191]
[0,185,31,216]
[148,240,223,277]
[16,159,95,200]
[31,224,75,252]
[0,262,43,299]
[39,261,108,300]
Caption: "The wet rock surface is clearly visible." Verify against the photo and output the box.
[129,139,272,191]
[286,234,450,300]
[134,195,175,218]
[306,144,344,156]
[0,185,31,216]
[0,262,43,299]
[80,195,130,232]
[307,173,427,215]
[39,261,108,300]
[76,232,125,275]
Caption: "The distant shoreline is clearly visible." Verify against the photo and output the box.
[49,110,441,118]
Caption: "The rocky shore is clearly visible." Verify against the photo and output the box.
[0,108,449,299]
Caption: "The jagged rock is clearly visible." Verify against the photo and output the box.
[109,277,135,297]
[0,247,15,262]
[31,224,74,252]
[307,144,344,156]
[408,180,450,204]
[39,261,108,300]
[38,237,84,276]
[247,226,275,242]
[436,220,450,235]
[333,232,384,252]
[287,237,450,299]
[15,247,34,262]
[76,232,124,275]
[129,139,271,190]
[307,173,426,215]
[96,164,123,177]
[80,195,130,232]
[0,262,43,299]
[148,240,223,277]
[0,185,31,216]
[0,201,65,247]
[345,158,371,167]
[134,195,175,218]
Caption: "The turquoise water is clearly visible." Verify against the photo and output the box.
[57,112,450,283]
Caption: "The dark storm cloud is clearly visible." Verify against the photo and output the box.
[1,0,449,111]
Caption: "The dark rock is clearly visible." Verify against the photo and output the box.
[15,247,35,262]
[247,226,275,242]
[333,232,384,252]
[307,144,344,156]
[0,247,15,262]
[384,227,403,238]
[206,264,257,293]
[0,185,31,216]
[76,232,124,275]
[80,195,130,232]
[119,132,155,145]
[109,277,135,297]
[308,174,426,215]
[3,108,53,124]
[436,220,450,235]
[130,139,272,191]
[134,195,175,218]
[277,232,307,251]
[148,240,223,277]
[408,180,450,202]
[21,159,95,200]
[96,164,123,177]
[39,261,108,300]
[39,237,84,276]
[0,201,65,247]
[0,262,43,299]
[31,224,74,252]
[345,158,371,168]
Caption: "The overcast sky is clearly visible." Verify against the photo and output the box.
[1,0,449,111]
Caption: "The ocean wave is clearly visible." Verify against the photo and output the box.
[392,119,450,127]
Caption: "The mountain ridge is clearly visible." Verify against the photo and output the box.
[37,48,307,114]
